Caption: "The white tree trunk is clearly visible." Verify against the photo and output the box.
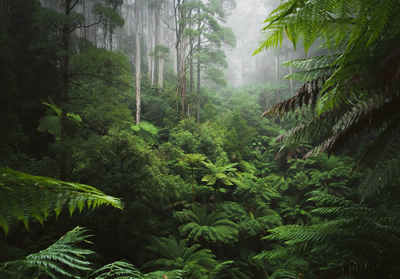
[157,12,164,88]
[135,1,141,124]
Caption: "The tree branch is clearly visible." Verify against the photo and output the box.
[68,0,80,13]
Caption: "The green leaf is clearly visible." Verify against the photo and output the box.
[0,168,123,234]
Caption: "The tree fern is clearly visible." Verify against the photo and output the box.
[257,188,400,278]
[1,227,93,279]
[0,168,123,234]
[175,204,239,243]
[90,261,142,279]
[201,159,238,187]
[258,0,400,195]
[269,269,298,279]
[144,269,183,279]
[283,55,337,82]
[254,246,308,279]
[145,237,216,279]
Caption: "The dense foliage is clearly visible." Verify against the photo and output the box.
[1,1,399,279]
[255,0,400,278]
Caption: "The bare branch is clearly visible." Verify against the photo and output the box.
[68,0,80,13]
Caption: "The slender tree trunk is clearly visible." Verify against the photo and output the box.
[82,0,87,40]
[196,7,201,123]
[189,10,194,95]
[275,55,280,81]
[181,49,186,117]
[288,54,294,95]
[150,8,156,86]
[103,21,108,49]
[158,6,165,88]
[135,0,141,125]
[109,25,113,50]
[159,59,165,87]
[158,19,164,88]
[196,53,200,123]
[59,0,72,180]
[174,0,186,116]
[146,5,152,81]
[155,4,162,88]
[190,49,194,93]
[94,22,98,47]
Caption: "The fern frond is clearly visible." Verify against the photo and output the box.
[269,269,297,279]
[90,261,142,279]
[253,246,292,263]
[145,237,216,276]
[313,95,400,154]
[307,191,353,207]
[1,227,93,279]
[0,168,123,234]
[263,76,328,117]
[360,156,400,200]
[266,219,351,245]
[175,205,239,243]
[188,260,233,279]
[144,269,183,279]
[281,110,340,146]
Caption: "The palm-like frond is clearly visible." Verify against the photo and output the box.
[256,0,399,53]
[144,269,183,279]
[201,160,238,187]
[269,269,298,279]
[0,168,123,234]
[284,55,336,82]
[258,1,400,198]
[259,189,400,278]
[90,260,183,279]
[263,76,329,117]
[90,261,142,279]
[209,260,233,279]
[1,227,93,279]
[267,86,400,194]
[175,204,239,243]
[254,246,308,279]
[145,237,216,279]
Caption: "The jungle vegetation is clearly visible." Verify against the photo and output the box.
[1,0,399,279]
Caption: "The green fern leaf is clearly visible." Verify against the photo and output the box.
[1,227,93,278]
[0,168,123,233]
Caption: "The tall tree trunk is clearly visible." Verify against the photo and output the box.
[288,54,294,95]
[275,55,280,81]
[155,4,161,88]
[151,8,156,86]
[189,10,194,96]
[146,4,152,82]
[196,53,200,123]
[94,22,98,47]
[159,58,165,88]
[178,47,186,117]
[82,0,87,40]
[158,18,164,88]
[135,0,141,125]
[174,0,186,117]
[109,24,113,50]
[196,7,201,123]
[59,0,72,180]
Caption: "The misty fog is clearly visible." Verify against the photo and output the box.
[224,0,303,88]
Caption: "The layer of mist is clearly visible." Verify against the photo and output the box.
[224,0,303,88]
